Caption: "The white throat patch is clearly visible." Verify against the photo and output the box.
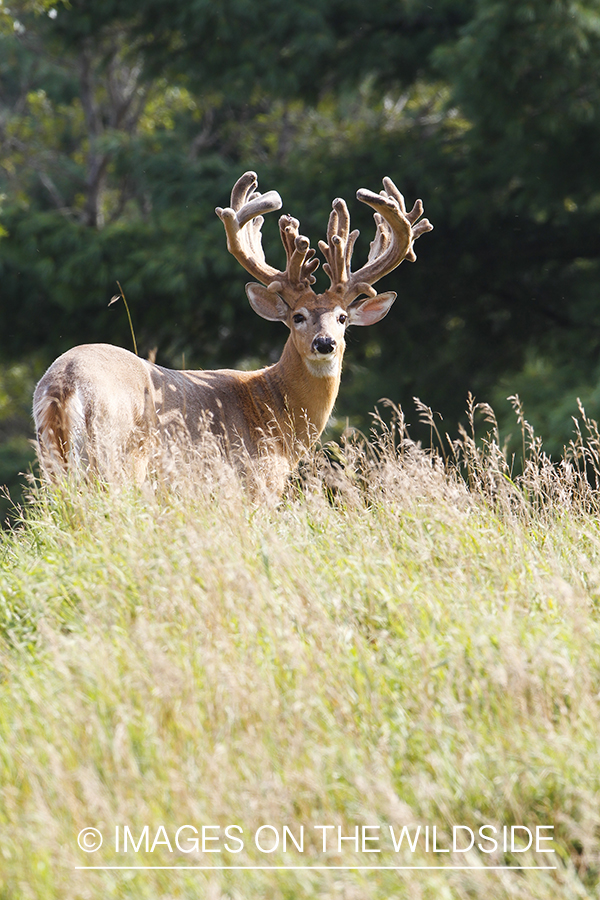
[304,356,341,379]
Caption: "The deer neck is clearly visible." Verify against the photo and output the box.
[264,335,342,454]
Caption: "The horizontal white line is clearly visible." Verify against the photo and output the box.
[75,865,558,871]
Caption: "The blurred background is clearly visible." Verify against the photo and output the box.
[1,0,600,517]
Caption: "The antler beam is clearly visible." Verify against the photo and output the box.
[215,171,283,286]
[320,176,433,305]
[216,171,319,301]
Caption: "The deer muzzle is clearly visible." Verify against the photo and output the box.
[312,336,336,355]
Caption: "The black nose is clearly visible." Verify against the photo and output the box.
[312,336,336,355]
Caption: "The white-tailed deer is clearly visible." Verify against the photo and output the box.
[34,172,432,492]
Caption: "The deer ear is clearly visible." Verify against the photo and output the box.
[245,283,289,322]
[347,291,397,326]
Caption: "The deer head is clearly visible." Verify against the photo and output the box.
[216,171,433,379]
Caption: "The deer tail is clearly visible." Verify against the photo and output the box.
[33,382,77,479]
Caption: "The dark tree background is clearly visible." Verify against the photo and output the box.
[1,0,600,509]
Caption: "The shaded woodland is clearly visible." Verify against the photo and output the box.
[1,0,600,507]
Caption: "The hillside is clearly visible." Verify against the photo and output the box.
[1,404,599,899]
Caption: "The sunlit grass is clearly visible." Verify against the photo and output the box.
[1,400,600,898]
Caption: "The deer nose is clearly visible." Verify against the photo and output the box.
[312,336,336,355]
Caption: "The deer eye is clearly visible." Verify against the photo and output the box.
[338,313,348,324]
[292,313,306,325]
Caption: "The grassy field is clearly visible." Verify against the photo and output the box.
[1,401,600,899]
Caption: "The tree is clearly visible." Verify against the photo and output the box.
[1,0,600,467]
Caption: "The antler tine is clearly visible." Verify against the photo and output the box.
[381,176,406,212]
[367,213,391,262]
[268,215,319,295]
[236,191,283,229]
[379,181,431,262]
[318,198,362,294]
[229,170,258,211]
[379,179,430,238]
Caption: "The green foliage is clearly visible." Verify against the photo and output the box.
[437,0,600,206]
[0,156,251,365]
[48,0,476,100]
[0,0,599,492]
[0,360,40,523]
[492,353,600,458]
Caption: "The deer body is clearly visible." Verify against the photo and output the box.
[34,172,432,490]
[35,334,341,487]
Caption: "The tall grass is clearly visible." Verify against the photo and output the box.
[1,399,600,899]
